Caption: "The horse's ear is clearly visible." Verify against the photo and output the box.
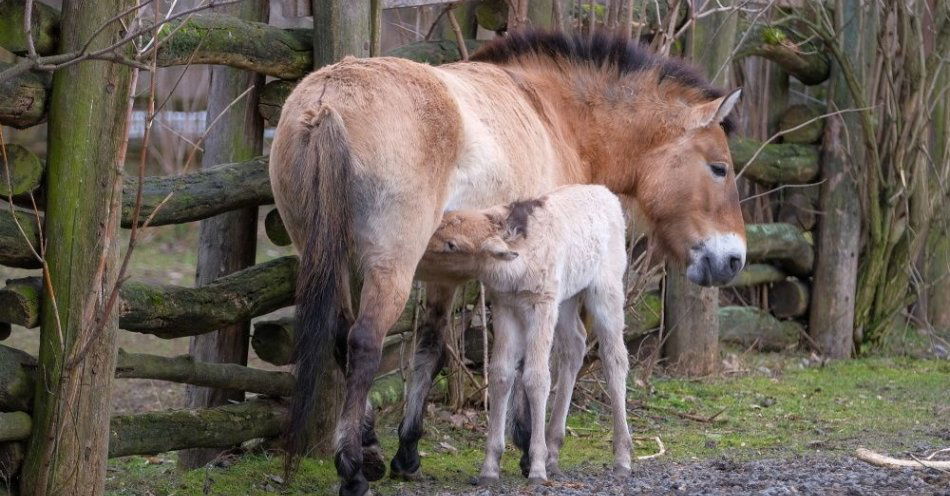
[688,88,741,129]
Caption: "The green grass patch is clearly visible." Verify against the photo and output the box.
[105,357,949,495]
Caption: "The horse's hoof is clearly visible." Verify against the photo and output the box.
[547,465,566,480]
[519,454,530,478]
[388,453,421,481]
[477,475,500,486]
[338,474,370,496]
[527,476,547,486]
[362,445,386,482]
[611,465,631,479]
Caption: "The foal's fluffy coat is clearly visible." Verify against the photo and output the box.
[423,184,631,482]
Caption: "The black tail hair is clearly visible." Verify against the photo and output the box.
[283,105,353,477]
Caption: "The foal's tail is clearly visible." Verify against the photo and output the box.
[284,104,354,475]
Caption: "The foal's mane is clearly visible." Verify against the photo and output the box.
[471,30,736,134]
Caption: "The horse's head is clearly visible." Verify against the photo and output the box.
[425,208,519,261]
[633,89,746,286]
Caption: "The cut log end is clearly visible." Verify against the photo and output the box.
[265,208,292,247]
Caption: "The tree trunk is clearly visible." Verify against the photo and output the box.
[808,0,875,358]
[18,0,134,493]
[179,1,268,470]
[662,0,737,376]
[305,0,371,456]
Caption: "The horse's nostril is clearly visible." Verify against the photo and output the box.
[728,255,742,273]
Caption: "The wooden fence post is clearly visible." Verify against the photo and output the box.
[662,0,737,376]
[179,0,269,470]
[18,0,135,493]
[304,0,371,456]
[808,0,876,357]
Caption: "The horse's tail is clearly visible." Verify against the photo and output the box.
[284,104,354,476]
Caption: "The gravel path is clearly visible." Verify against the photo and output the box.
[397,455,950,496]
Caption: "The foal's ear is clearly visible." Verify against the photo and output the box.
[481,236,519,261]
[688,88,741,129]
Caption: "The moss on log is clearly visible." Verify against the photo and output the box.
[0,277,41,328]
[719,306,802,352]
[0,209,40,269]
[258,80,295,126]
[386,39,483,65]
[0,145,43,197]
[108,398,287,458]
[626,290,662,334]
[115,349,293,397]
[120,256,297,338]
[0,63,49,129]
[1,257,297,334]
[731,137,820,185]
[264,208,292,247]
[779,104,825,144]
[0,0,60,56]
[747,223,814,276]
[0,345,34,412]
[769,279,810,319]
[736,23,830,85]
[0,412,30,442]
[122,157,272,228]
[725,263,787,288]
[154,14,312,79]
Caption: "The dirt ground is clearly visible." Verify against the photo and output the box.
[451,455,950,496]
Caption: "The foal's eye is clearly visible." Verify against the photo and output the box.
[709,163,728,178]
[444,240,458,252]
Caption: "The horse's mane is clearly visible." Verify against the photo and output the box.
[471,30,736,134]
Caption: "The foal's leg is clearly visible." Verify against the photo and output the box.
[335,267,414,496]
[522,300,557,482]
[584,282,632,476]
[478,304,523,485]
[546,297,587,477]
[390,282,456,479]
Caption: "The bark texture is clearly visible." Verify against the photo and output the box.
[19,0,134,493]
[109,399,287,458]
[0,345,35,412]
[0,210,41,269]
[731,138,820,185]
[115,349,293,397]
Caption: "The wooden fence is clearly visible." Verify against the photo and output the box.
[0,0,835,492]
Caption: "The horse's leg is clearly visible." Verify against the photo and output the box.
[584,281,632,477]
[546,297,586,478]
[522,300,557,482]
[478,304,523,485]
[510,366,531,478]
[335,266,414,496]
[390,282,456,479]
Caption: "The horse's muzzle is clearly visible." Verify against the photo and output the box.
[686,233,746,287]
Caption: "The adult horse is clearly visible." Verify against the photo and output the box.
[270,31,745,496]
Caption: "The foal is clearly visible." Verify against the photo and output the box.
[421,185,631,483]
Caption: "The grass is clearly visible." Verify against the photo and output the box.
[104,356,949,496]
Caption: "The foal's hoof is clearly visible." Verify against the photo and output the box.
[527,476,547,486]
[339,474,370,496]
[362,445,387,482]
[476,475,500,487]
[610,465,631,479]
[546,465,566,480]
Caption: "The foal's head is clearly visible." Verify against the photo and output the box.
[472,31,746,286]
[425,202,533,263]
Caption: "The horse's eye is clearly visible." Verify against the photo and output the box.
[444,240,458,252]
[709,163,728,178]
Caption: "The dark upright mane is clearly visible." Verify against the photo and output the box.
[471,30,736,134]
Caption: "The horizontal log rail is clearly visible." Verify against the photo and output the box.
[0,411,31,442]
[0,256,297,337]
[746,223,814,276]
[108,398,286,458]
[736,22,830,85]
[115,349,294,396]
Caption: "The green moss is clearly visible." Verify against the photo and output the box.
[762,27,787,45]
[106,358,949,495]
